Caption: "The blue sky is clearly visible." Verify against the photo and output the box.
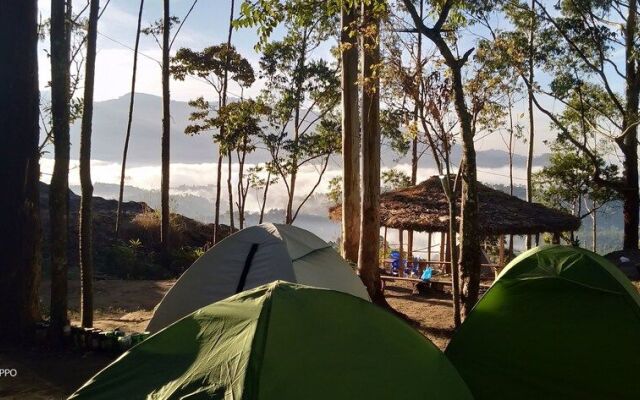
[36,0,337,102]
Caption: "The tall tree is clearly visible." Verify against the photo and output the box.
[403,0,483,314]
[160,0,171,267]
[495,0,640,250]
[239,0,340,225]
[214,100,265,229]
[49,0,72,341]
[171,44,255,236]
[358,0,385,304]
[78,0,99,328]
[115,0,145,239]
[0,0,42,342]
[223,0,237,233]
[525,0,535,249]
[340,2,360,264]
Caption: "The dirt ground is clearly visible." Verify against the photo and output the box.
[0,279,452,399]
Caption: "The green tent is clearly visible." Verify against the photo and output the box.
[446,245,640,399]
[71,282,472,399]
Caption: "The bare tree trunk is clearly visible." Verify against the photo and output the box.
[449,65,481,316]
[78,0,99,329]
[621,0,640,250]
[258,166,271,224]
[236,143,248,229]
[115,0,144,239]
[525,0,535,250]
[407,0,423,266]
[0,0,42,342]
[358,2,384,305]
[221,0,236,232]
[592,200,597,252]
[214,152,223,241]
[227,149,235,230]
[49,0,72,342]
[340,3,360,264]
[160,0,171,267]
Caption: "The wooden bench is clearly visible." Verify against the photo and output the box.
[381,275,491,295]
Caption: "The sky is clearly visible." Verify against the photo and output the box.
[35,0,606,198]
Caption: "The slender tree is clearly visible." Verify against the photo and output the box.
[49,0,72,341]
[78,0,99,328]
[358,0,385,304]
[0,0,42,342]
[403,0,483,314]
[171,44,254,237]
[525,0,536,249]
[223,0,237,232]
[340,2,360,264]
[115,0,145,239]
[160,0,171,267]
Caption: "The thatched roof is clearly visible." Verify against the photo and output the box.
[329,175,580,236]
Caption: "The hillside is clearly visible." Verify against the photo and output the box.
[39,182,233,279]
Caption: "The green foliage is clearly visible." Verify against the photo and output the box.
[534,142,619,219]
[171,45,255,90]
[382,169,411,192]
[214,99,268,153]
[327,176,342,205]
[169,246,206,274]
[100,239,162,280]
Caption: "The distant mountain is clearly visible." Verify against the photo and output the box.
[42,92,550,169]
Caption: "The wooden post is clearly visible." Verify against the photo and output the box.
[439,232,445,263]
[383,226,388,260]
[498,235,505,279]
[427,232,432,263]
[398,229,404,277]
[444,232,451,274]
[508,234,514,258]
[552,232,560,244]
[535,233,540,246]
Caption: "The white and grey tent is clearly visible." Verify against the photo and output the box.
[147,223,370,332]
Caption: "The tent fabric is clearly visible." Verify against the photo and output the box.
[71,282,473,400]
[446,245,640,400]
[146,223,369,333]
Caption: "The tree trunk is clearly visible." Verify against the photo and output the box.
[227,148,235,230]
[0,0,42,342]
[49,0,72,341]
[448,201,461,327]
[358,2,384,305]
[592,200,597,252]
[115,0,144,239]
[160,0,171,267]
[285,33,307,225]
[450,66,481,315]
[525,0,535,250]
[259,166,271,224]
[78,0,99,328]
[340,3,360,264]
[222,0,236,232]
[214,152,223,242]
[621,0,640,250]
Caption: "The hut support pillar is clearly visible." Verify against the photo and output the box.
[498,235,505,279]
[535,233,540,246]
[427,232,432,263]
[444,232,451,274]
[383,227,388,260]
[508,234,514,258]
[439,232,445,264]
[399,229,404,277]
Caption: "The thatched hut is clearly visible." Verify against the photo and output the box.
[330,175,580,275]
